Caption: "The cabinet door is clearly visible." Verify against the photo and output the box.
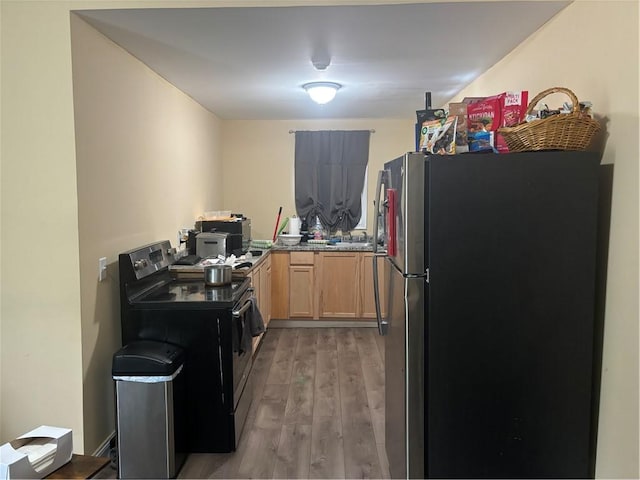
[249,265,261,354]
[271,252,289,319]
[318,252,359,318]
[289,265,315,318]
[252,264,262,309]
[360,253,387,318]
[261,256,272,326]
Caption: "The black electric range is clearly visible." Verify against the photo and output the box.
[118,241,255,453]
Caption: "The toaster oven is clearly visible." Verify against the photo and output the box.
[196,218,251,255]
[196,232,230,258]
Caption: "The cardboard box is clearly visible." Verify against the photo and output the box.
[0,426,72,480]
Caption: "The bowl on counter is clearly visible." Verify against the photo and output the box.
[278,234,302,246]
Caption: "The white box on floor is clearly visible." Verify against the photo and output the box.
[0,426,72,480]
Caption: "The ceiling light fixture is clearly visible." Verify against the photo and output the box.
[303,82,341,105]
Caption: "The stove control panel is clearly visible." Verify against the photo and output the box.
[122,240,174,280]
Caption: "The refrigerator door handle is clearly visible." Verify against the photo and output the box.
[373,253,388,336]
[373,170,388,336]
[372,169,387,254]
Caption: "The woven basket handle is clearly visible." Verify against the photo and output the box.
[526,87,580,115]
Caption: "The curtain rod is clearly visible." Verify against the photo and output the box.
[289,129,375,134]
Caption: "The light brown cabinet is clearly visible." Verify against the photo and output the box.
[249,254,272,354]
[317,251,360,318]
[271,250,385,321]
[270,251,290,319]
[289,265,315,317]
[288,251,316,318]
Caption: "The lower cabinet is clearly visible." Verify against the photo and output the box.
[249,254,271,354]
[288,251,315,317]
[360,253,387,319]
[270,252,290,319]
[289,265,315,317]
[271,250,386,321]
[318,252,360,318]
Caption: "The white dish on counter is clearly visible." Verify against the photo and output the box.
[278,234,302,246]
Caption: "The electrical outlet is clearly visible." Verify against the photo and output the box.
[98,257,107,282]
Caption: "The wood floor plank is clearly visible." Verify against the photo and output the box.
[353,328,384,366]
[246,329,281,426]
[374,328,385,361]
[354,328,388,476]
[316,327,337,351]
[266,328,299,385]
[178,452,236,479]
[355,329,386,446]
[338,328,383,479]
[313,349,340,418]
[335,327,359,356]
[272,424,312,479]
[284,329,317,425]
[178,391,261,480]
[235,426,281,479]
[376,442,391,480]
[309,415,345,479]
[254,383,289,429]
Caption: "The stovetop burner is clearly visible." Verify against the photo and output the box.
[119,240,250,309]
[136,278,248,306]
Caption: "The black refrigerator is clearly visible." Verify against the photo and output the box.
[372,151,601,478]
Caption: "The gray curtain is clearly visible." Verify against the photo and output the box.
[294,130,370,233]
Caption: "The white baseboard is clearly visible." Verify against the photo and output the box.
[93,431,115,457]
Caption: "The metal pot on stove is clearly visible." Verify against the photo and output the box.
[204,262,253,287]
[204,264,232,286]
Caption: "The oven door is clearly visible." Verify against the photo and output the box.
[230,287,255,445]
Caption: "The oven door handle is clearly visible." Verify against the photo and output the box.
[232,287,255,317]
[232,300,252,318]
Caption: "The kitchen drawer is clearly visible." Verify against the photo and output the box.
[289,251,315,265]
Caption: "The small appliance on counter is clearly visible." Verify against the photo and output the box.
[196,216,251,255]
[186,229,199,255]
[196,232,230,258]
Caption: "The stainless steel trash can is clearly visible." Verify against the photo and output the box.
[112,341,186,479]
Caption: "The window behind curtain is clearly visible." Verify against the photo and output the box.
[294,130,370,234]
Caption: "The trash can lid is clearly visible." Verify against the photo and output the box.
[112,340,185,376]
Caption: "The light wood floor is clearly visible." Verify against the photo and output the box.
[179,327,389,479]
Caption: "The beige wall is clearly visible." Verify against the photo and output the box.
[221,119,413,239]
[449,2,638,478]
[1,0,638,476]
[1,0,225,453]
[70,14,223,451]
[2,0,85,450]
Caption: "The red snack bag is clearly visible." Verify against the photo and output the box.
[500,91,528,126]
[495,91,529,153]
[466,95,501,151]
[466,95,502,134]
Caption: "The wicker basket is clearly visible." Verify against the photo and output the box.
[497,87,600,152]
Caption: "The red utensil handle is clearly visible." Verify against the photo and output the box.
[272,207,283,242]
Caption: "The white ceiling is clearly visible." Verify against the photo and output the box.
[76,2,569,120]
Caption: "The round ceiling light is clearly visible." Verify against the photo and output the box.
[303,82,341,105]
